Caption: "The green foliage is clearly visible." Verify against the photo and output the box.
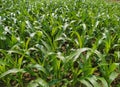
[0,0,120,86]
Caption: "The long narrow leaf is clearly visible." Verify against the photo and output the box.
[0,69,25,78]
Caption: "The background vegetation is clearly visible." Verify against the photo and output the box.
[0,0,120,87]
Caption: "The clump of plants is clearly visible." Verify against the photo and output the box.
[0,0,120,87]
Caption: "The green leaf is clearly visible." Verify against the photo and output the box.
[41,40,51,51]
[97,77,108,87]
[80,79,93,87]
[28,78,49,87]
[57,52,65,62]
[109,63,118,73]
[27,64,47,74]
[49,79,60,86]
[71,31,83,48]
[18,55,24,69]
[86,76,101,87]
[109,71,119,85]
[27,82,39,87]
[0,69,25,78]
[25,38,31,50]
[36,31,43,37]
[66,48,90,62]
[0,59,6,66]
